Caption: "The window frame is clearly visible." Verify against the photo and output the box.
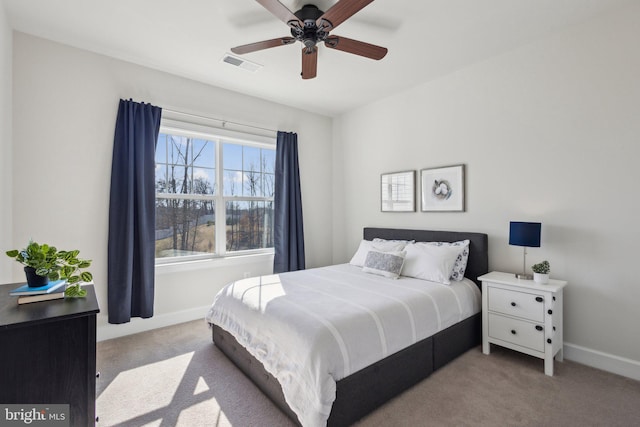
[155,118,276,265]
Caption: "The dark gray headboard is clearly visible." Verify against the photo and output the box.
[363,227,489,287]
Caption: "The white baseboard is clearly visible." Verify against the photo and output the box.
[564,342,640,381]
[96,305,211,342]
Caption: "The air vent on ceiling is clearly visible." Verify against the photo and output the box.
[221,53,263,72]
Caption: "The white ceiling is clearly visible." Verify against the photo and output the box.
[2,0,632,116]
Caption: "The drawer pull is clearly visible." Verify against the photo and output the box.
[535,297,543,303]
[547,338,552,344]
[548,309,553,315]
[511,329,517,335]
[535,325,543,331]
[510,302,516,307]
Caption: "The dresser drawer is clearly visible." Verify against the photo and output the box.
[488,313,545,352]
[488,287,544,322]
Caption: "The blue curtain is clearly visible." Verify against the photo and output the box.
[273,131,305,273]
[107,99,162,324]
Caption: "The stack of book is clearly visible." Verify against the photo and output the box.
[9,279,67,305]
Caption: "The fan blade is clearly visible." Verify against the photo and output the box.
[316,0,374,31]
[301,47,318,80]
[256,0,303,29]
[324,35,387,60]
[231,37,296,54]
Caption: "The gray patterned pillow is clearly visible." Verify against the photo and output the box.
[362,250,406,279]
[424,240,470,281]
[350,239,408,267]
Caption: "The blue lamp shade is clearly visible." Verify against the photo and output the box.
[509,222,541,247]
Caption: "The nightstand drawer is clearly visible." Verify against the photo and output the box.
[488,313,545,352]
[488,287,544,322]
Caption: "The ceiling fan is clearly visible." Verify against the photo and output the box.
[231,0,388,79]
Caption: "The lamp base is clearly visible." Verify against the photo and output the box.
[515,273,533,280]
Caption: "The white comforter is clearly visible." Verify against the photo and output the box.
[206,263,481,427]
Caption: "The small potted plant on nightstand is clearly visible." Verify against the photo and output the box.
[6,241,93,297]
[532,260,550,284]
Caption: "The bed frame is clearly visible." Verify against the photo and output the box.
[211,227,489,426]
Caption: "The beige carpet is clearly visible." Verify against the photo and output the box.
[96,320,640,427]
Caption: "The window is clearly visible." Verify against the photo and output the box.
[155,120,275,262]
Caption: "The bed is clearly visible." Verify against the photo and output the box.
[207,227,489,426]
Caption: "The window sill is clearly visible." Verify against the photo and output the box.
[155,252,274,275]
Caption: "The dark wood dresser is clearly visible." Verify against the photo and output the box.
[0,283,100,426]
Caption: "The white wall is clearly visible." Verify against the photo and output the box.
[11,33,333,340]
[0,3,12,283]
[333,3,640,376]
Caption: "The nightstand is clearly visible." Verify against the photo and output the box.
[0,283,100,426]
[478,271,567,376]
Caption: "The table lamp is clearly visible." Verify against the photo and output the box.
[509,221,541,280]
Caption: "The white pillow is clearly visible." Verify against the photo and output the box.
[362,250,406,279]
[424,240,470,281]
[373,238,415,245]
[401,243,465,285]
[350,239,408,267]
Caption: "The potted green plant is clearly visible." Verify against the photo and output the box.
[6,241,93,297]
[531,260,550,284]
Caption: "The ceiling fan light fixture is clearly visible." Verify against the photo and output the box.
[221,53,263,73]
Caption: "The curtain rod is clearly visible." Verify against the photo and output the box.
[162,108,278,134]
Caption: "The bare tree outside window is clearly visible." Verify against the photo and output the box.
[224,144,274,252]
[155,135,215,258]
[155,131,274,261]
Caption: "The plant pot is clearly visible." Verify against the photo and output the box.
[533,272,549,284]
[24,266,49,287]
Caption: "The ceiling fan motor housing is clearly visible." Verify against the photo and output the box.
[290,4,329,51]
[294,4,324,22]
